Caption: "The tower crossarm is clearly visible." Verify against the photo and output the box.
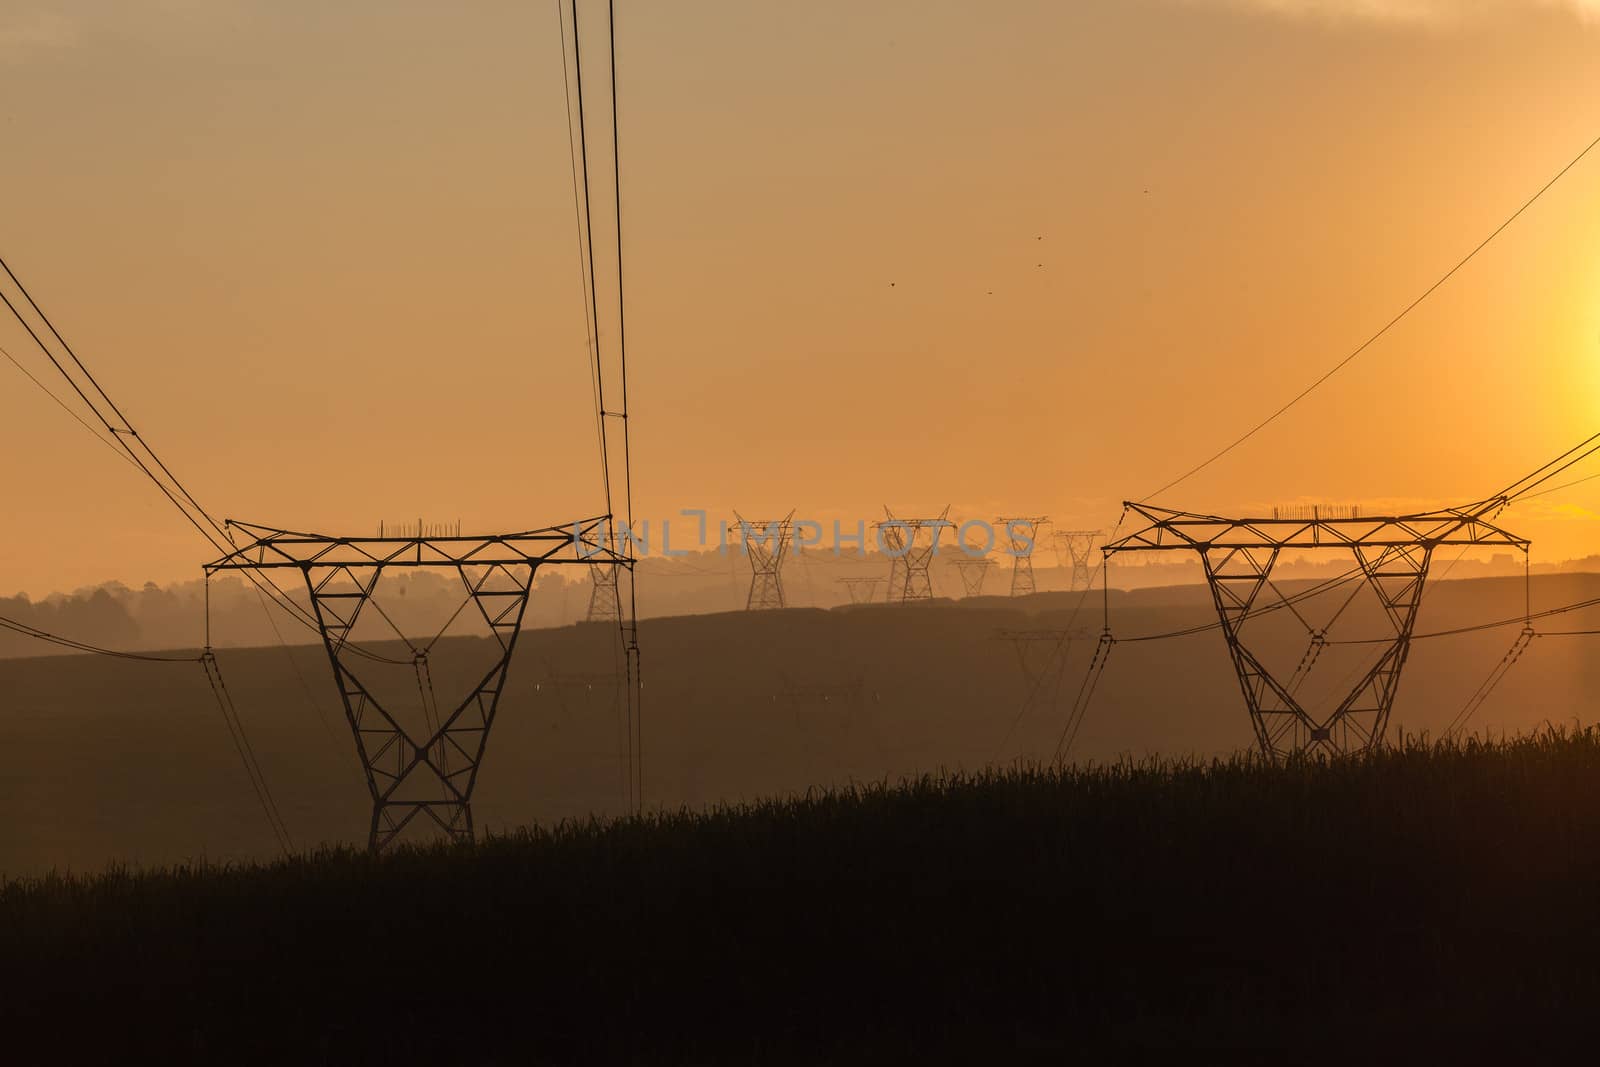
[995,516,1049,540]
[207,516,625,572]
[1103,502,1528,554]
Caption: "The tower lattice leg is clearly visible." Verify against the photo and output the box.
[304,561,536,852]
[1011,555,1036,597]
[587,562,621,622]
[748,567,785,610]
[903,552,934,600]
[1200,543,1431,760]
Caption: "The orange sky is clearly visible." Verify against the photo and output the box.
[3,0,1600,596]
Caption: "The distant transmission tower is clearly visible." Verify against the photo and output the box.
[837,576,882,605]
[534,659,620,718]
[1053,530,1103,592]
[881,524,907,599]
[777,674,877,750]
[952,555,994,597]
[995,626,1096,759]
[586,561,621,622]
[778,673,867,714]
[997,516,1048,597]
[877,506,951,602]
[999,627,1092,688]
[734,510,795,610]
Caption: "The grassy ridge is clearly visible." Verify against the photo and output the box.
[8,730,1600,1062]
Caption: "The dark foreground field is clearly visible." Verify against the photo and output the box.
[8,731,1600,1063]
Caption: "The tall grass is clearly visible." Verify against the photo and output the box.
[7,728,1600,1062]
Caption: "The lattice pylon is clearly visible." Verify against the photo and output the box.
[734,510,795,610]
[837,577,882,605]
[1053,530,1102,593]
[1000,627,1092,688]
[778,673,866,710]
[878,506,951,603]
[1101,502,1526,761]
[778,674,875,753]
[882,526,908,601]
[534,658,619,719]
[586,561,621,622]
[304,561,536,852]
[998,516,1048,598]
[1199,543,1432,759]
[952,556,994,597]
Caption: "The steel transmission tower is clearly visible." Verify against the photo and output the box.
[999,627,1092,687]
[1053,530,1103,592]
[777,673,880,761]
[1103,502,1527,760]
[997,516,1048,597]
[734,510,795,610]
[952,555,995,597]
[881,524,907,600]
[208,517,623,851]
[778,673,868,715]
[877,506,951,602]
[534,660,620,719]
[586,561,621,622]
[995,626,1098,761]
[837,577,882,605]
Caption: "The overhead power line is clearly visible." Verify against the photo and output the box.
[556,0,609,500]
[0,608,294,854]
[563,0,643,812]
[0,255,403,666]
[202,649,295,856]
[0,611,198,663]
[1492,430,1600,505]
[1513,470,1600,502]
[0,341,139,470]
[1146,129,1600,503]
[0,255,231,548]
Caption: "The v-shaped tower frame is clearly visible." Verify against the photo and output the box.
[1104,502,1527,759]
[877,506,951,603]
[207,517,624,851]
[733,510,795,611]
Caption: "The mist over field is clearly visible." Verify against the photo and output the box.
[0,544,1568,658]
[5,571,1596,875]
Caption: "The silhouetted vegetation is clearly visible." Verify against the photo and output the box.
[0,587,139,657]
[6,728,1600,1061]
